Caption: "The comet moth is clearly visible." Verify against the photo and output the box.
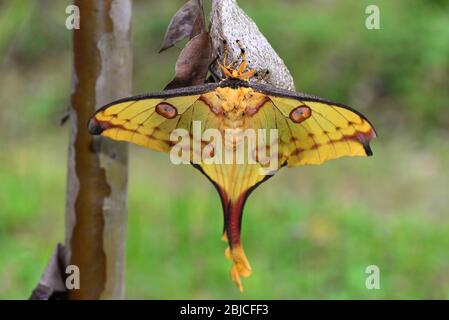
[88,44,377,292]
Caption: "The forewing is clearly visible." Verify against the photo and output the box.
[88,84,219,154]
[249,84,376,167]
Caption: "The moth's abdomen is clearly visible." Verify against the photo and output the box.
[222,115,245,130]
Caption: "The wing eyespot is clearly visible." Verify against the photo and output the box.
[156,102,178,119]
[289,105,312,123]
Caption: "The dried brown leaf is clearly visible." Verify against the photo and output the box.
[159,0,204,53]
[165,32,212,90]
[190,10,206,39]
[30,243,68,300]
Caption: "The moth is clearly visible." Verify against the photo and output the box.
[88,47,376,292]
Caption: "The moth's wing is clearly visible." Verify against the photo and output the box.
[88,83,219,154]
[249,84,377,167]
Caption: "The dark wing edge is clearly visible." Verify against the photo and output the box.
[87,83,219,135]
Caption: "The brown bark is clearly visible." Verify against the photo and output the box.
[65,0,132,300]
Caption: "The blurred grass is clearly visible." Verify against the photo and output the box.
[2,133,449,299]
[1,0,449,299]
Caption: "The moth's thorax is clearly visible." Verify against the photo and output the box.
[201,87,268,131]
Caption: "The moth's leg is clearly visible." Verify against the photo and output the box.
[219,64,233,79]
[217,40,234,79]
[236,40,248,73]
[224,39,246,71]
[239,69,257,81]
[256,69,270,82]
[225,196,252,292]
[222,40,229,67]
[227,39,246,71]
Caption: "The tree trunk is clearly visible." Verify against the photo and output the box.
[65,0,132,300]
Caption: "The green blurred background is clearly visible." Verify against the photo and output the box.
[1,0,449,299]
